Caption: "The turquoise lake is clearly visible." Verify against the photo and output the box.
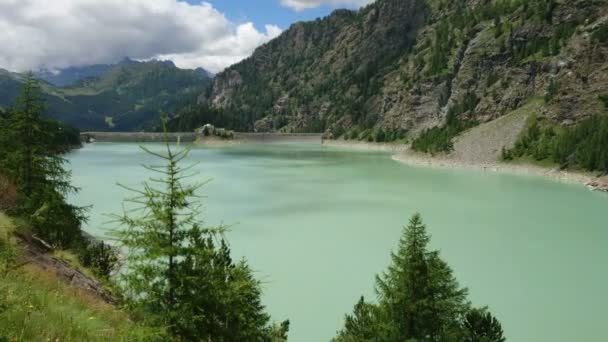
[67,142,608,342]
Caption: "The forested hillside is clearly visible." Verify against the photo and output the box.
[35,63,115,87]
[0,60,211,131]
[172,0,608,172]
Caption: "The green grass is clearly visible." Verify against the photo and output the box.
[53,249,99,280]
[0,266,165,341]
[0,212,13,233]
[0,213,166,342]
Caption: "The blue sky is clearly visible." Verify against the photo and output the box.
[191,0,358,30]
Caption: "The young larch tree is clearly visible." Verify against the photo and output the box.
[112,121,288,341]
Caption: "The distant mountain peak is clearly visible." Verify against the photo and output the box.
[36,63,115,87]
[33,57,214,87]
[195,67,215,79]
[117,57,139,66]
[3,58,213,131]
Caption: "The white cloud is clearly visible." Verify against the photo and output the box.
[280,0,374,11]
[155,23,282,73]
[0,0,282,73]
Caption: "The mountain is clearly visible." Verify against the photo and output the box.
[35,58,215,87]
[36,63,115,87]
[1,60,212,131]
[0,69,24,109]
[195,67,215,79]
[174,0,608,143]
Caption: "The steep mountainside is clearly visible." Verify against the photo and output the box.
[180,0,608,145]
[35,63,115,87]
[35,58,215,88]
[1,60,211,131]
[0,69,23,109]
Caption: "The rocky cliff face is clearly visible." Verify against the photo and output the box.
[381,0,608,132]
[207,0,427,132]
[201,0,608,140]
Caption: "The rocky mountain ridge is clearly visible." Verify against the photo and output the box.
[1,60,212,131]
[191,0,608,146]
[35,58,214,88]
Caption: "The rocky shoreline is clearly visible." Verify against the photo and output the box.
[322,140,410,153]
[323,140,608,193]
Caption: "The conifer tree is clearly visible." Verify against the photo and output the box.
[3,75,84,246]
[8,75,54,197]
[0,108,8,165]
[375,213,470,340]
[335,214,505,342]
[463,308,506,342]
[112,121,288,340]
[333,296,389,342]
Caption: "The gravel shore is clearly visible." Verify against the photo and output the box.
[323,140,607,191]
[322,139,409,153]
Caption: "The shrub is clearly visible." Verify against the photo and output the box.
[592,23,608,45]
[358,129,371,141]
[0,229,15,276]
[501,146,512,161]
[29,192,86,249]
[463,308,506,342]
[373,128,386,143]
[347,127,360,140]
[505,114,608,173]
[332,126,346,140]
[412,127,456,154]
[0,174,17,213]
[599,95,608,110]
[212,128,235,140]
[544,79,559,103]
[412,93,479,154]
[77,240,118,279]
[387,129,407,142]
[486,71,500,87]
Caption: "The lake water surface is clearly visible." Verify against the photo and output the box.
[67,142,607,342]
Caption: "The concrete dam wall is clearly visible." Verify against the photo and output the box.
[81,132,323,143]
[80,132,198,143]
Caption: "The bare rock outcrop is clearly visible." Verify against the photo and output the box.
[586,176,608,192]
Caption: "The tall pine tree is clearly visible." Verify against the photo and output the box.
[375,213,469,340]
[335,214,505,342]
[3,75,84,247]
[112,122,288,341]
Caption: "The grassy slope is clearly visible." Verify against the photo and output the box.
[0,213,163,342]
